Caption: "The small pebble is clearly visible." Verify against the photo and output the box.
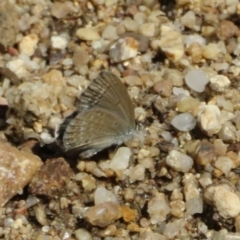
[166,150,193,172]
[214,156,233,175]
[198,105,222,136]
[148,193,170,224]
[187,42,203,63]
[124,188,134,202]
[170,200,185,218]
[19,34,38,56]
[199,173,212,188]
[138,23,155,37]
[6,59,28,78]
[158,25,184,62]
[51,35,68,50]
[153,79,173,97]
[203,43,221,60]
[184,34,206,48]
[218,123,236,142]
[51,1,75,19]
[94,186,118,205]
[163,68,184,87]
[84,202,121,227]
[123,18,138,32]
[183,175,203,215]
[163,219,186,239]
[123,75,143,86]
[171,113,197,132]
[81,176,96,192]
[120,32,150,52]
[213,139,227,156]
[185,69,209,93]
[120,205,138,222]
[226,151,240,168]
[204,185,240,219]
[0,0,19,48]
[209,74,231,92]
[216,20,239,40]
[134,12,146,25]
[76,28,100,41]
[99,224,117,237]
[235,215,240,232]
[180,11,196,29]
[129,164,145,183]
[140,231,166,240]
[109,37,139,62]
[34,204,48,226]
[75,228,92,240]
[73,49,90,66]
[196,140,216,166]
[105,0,117,7]
[177,96,200,112]
[185,197,203,215]
[102,25,118,40]
[109,147,131,171]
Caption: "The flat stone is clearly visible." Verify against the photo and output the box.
[29,158,74,198]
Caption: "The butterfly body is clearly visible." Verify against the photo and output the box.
[58,72,136,158]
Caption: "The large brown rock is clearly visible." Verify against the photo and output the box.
[0,141,42,207]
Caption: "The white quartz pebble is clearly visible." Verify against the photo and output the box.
[171,113,197,131]
[185,69,209,92]
[166,150,193,172]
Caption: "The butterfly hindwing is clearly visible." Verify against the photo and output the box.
[62,108,132,154]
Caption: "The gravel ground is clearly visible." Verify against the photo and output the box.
[1,0,240,239]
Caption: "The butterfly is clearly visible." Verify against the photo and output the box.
[58,72,136,158]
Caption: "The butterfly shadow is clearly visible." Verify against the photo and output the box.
[31,137,116,172]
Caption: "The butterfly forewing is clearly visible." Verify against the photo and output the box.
[77,72,135,128]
